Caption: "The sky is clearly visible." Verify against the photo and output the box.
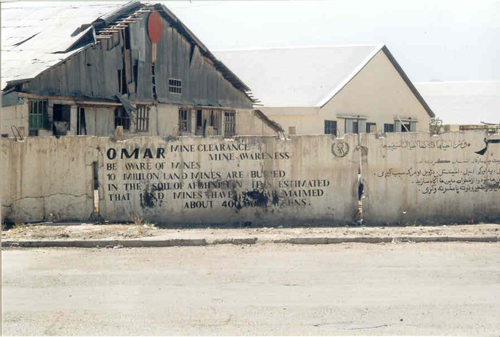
[161,0,500,83]
[2,0,498,83]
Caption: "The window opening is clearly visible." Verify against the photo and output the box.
[384,124,394,133]
[224,111,236,137]
[352,121,359,134]
[366,122,376,133]
[115,107,130,130]
[196,110,203,128]
[179,109,190,132]
[324,120,337,135]
[77,107,87,135]
[136,105,150,132]
[169,78,182,94]
[28,99,47,132]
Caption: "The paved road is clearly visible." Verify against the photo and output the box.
[2,243,500,335]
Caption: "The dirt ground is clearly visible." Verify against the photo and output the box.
[2,223,499,241]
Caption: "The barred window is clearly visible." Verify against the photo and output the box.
[169,78,182,94]
[136,105,150,132]
[224,111,236,137]
[179,109,190,132]
[28,99,48,131]
[324,120,337,135]
[115,107,130,130]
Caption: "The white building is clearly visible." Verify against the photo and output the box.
[215,45,435,136]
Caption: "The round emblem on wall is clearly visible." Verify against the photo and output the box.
[331,141,349,157]
[147,11,162,43]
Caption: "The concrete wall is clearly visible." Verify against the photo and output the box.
[266,50,432,136]
[2,131,499,226]
[1,134,359,225]
[0,104,29,137]
[362,131,500,224]
[236,110,280,136]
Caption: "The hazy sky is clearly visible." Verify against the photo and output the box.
[163,0,500,83]
[2,0,499,83]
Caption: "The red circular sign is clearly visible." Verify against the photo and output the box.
[147,12,162,43]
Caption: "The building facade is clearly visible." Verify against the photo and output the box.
[215,45,435,136]
[1,2,281,139]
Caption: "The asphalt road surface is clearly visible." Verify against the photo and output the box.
[2,242,500,335]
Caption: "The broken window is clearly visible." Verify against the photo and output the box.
[136,105,150,132]
[77,107,87,135]
[28,99,48,135]
[53,104,71,123]
[210,110,221,133]
[366,122,377,133]
[224,111,236,137]
[179,109,190,133]
[324,120,337,136]
[52,104,71,135]
[384,123,394,133]
[115,107,130,130]
[169,79,182,94]
[196,110,203,129]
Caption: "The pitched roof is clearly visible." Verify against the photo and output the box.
[214,45,435,117]
[1,1,252,98]
[214,45,381,108]
[415,81,500,125]
[1,1,124,89]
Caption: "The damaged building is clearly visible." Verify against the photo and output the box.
[0,1,282,138]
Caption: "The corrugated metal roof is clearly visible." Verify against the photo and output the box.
[415,81,500,125]
[213,45,383,107]
[1,2,126,89]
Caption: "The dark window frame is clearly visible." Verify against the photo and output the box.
[366,122,376,133]
[115,107,130,130]
[169,78,182,94]
[324,120,337,135]
[384,123,394,133]
[136,105,150,132]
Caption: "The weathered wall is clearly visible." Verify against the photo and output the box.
[2,132,499,225]
[0,104,29,137]
[236,110,280,136]
[266,50,432,135]
[0,137,97,222]
[362,131,500,224]
[1,135,359,225]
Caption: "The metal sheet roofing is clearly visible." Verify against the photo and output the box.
[1,2,126,89]
[213,45,383,107]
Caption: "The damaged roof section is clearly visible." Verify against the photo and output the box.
[1,1,255,104]
[1,2,125,89]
